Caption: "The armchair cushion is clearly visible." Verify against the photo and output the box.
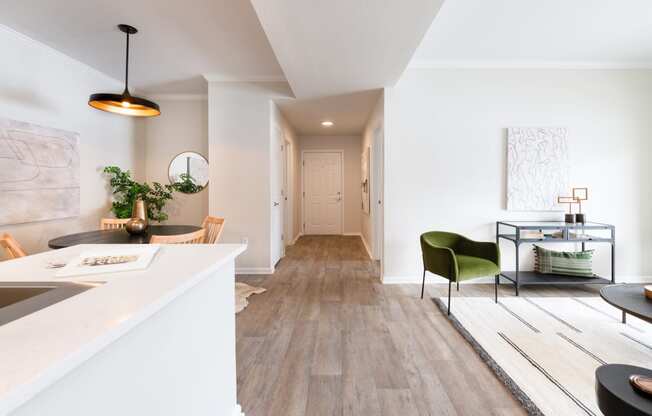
[456,255,500,280]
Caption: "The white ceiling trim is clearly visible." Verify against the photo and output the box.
[202,73,286,83]
[408,59,652,70]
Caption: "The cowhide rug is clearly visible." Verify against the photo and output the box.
[235,282,266,313]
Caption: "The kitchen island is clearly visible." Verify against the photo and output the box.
[0,243,246,416]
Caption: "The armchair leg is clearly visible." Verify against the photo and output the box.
[420,269,426,299]
[447,280,452,315]
[494,275,499,303]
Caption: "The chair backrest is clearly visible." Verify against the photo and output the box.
[149,229,206,244]
[201,216,225,244]
[0,233,27,259]
[420,231,463,250]
[100,218,130,230]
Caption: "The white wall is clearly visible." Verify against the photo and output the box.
[141,98,208,227]
[207,82,293,273]
[0,25,142,256]
[361,92,384,258]
[385,68,652,282]
[299,135,362,235]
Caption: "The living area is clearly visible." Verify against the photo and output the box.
[2,0,652,415]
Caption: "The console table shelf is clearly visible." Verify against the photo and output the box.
[496,221,615,296]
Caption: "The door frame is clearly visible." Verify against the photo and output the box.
[282,139,293,249]
[271,124,284,267]
[371,127,384,262]
[301,149,344,235]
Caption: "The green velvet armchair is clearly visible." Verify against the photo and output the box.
[420,231,501,314]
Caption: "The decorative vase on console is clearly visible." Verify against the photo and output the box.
[125,198,149,235]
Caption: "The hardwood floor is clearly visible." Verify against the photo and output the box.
[235,235,600,415]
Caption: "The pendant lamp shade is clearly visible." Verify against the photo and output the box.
[88,24,160,117]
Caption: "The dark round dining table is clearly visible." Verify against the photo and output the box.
[48,225,202,249]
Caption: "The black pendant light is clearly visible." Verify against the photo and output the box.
[89,24,160,117]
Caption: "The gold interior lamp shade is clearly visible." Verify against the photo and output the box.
[88,24,160,117]
[89,91,160,117]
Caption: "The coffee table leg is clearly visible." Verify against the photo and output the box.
[622,311,626,324]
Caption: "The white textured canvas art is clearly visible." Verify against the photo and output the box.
[507,127,569,211]
[0,118,80,225]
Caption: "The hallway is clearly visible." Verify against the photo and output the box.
[235,235,524,415]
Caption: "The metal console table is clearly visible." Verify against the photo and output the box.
[496,221,615,296]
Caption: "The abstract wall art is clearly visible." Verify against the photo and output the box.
[0,117,80,225]
[507,127,569,211]
[361,145,370,215]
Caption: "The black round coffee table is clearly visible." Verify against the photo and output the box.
[48,225,202,249]
[596,364,652,416]
[600,284,652,324]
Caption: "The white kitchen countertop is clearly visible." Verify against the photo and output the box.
[0,243,246,415]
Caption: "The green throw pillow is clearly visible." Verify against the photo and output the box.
[533,245,594,277]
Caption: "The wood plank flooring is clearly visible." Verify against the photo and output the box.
[235,235,600,416]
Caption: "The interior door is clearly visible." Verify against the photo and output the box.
[283,140,292,248]
[271,126,283,266]
[371,127,384,262]
[303,152,342,235]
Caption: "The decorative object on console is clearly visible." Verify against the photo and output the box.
[573,187,589,224]
[168,152,209,194]
[125,198,149,235]
[507,127,569,211]
[557,196,578,223]
[533,245,594,277]
[103,166,175,222]
[88,24,160,117]
[0,118,80,225]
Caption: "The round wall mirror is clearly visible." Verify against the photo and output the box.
[168,152,209,194]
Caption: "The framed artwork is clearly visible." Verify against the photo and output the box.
[0,117,80,225]
[507,127,569,211]
[361,146,370,214]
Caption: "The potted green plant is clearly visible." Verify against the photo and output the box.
[103,166,175,222]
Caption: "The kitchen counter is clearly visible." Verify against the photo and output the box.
[0,243,246,416]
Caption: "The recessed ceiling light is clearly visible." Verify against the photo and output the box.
[321,121,334,127]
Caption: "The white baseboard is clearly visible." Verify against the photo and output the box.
[291,232,302,245]
[235,267,274,275]
[383,273,652,285]
[342,233,373,260]
[233,404,244,416]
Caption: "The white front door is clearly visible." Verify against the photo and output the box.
[303,152,342,235]
[271,126,284,266]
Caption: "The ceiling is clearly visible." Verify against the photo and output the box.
[250,0,444,98]
[0,0,284,94]
[276,89,381,136]
[412,0,652,67]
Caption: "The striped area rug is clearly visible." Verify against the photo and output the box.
[435,297,652,416]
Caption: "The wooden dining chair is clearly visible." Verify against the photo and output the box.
[100,218,130,230]
[0,233,27,259]
[201,216,225,244]
[149,229,206,244]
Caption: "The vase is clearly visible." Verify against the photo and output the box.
[126,199,149,235]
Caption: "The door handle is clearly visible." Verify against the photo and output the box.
[273,202,280,206]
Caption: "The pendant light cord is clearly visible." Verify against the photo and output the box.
[124,31,130,94]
